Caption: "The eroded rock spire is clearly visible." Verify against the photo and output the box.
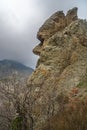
[28,7,87,130]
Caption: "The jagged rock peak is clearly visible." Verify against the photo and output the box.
[66,7,78,24]
[37,7,78,42]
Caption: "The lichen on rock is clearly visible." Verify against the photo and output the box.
[27,7,87,130]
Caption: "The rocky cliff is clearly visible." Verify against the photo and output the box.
[27,7,87,130]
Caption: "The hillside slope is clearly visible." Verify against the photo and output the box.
[0,59,33,78]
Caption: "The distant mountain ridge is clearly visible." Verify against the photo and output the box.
[0,59,33,78]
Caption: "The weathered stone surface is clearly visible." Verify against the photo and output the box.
[66,7,78,25]
[37,7,78,42]
[28,7,87,130]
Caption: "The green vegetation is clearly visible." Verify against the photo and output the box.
[77,77,87,88]
[10,116,23,130]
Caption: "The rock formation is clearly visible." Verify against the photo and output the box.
[27,7,87,130]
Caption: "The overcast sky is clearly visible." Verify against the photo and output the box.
[0,0,87,68]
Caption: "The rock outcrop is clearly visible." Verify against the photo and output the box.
[37,7,78,42]
[28,7,87,130]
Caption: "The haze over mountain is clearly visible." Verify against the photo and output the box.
[0,59,33,78]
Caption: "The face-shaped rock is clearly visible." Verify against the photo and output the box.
[33,7,78,70]
[27,8,87,130]
[31,8,87,95]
